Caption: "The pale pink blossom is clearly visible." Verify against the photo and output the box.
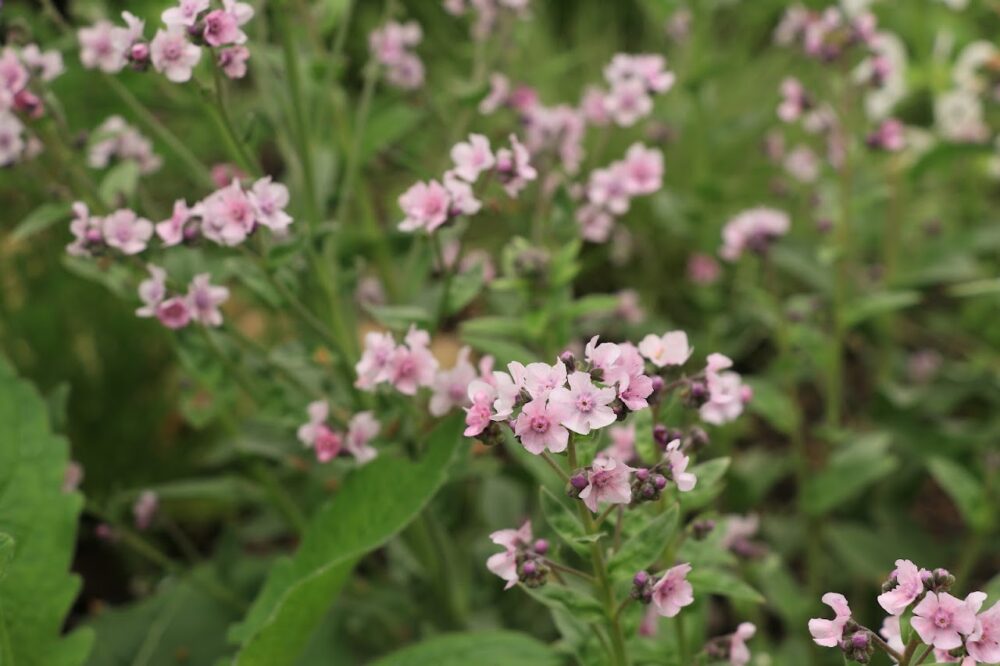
[88,116,161,174]
[912,592,984,650]
[967,602,1000,664]
[218,46,250,79]
[429,347,478,416]
[480,73,510,114]
[355,331,398,390]
[314,426,343,463]
[451,133,495,182]
[156,297,192,329]
[880,615,906,654]
[495,134,537,197]
[651,563,694,617]
[187,274,229,327]
[345,411,380,464]
[730,623,756,666]
[464,381,496,437]
[603,424,636,462]
[587,164,632,215]
[720,207,790,261]
[203,9,243,47]
[443,172,482,216]
[78,21,129,73]
[700,367,747,425]
[784,145,820,183]
[688,253,721,285]
[398,180,450,232]
[297,400,330,447]
[0,49,27,101]
[156,200,196,246]
[514,360,567,400]
[576,204,614,243]
[664,440,697,491]
[550,371,617,435]
[877,559,926,616]
[389,327,439,395]
[249,177,292,232]
[604,78,652,127]
[20,44,64,82]
[102,209,153,255]
[778,77,808,122]
[133,490,158,530]
[150,28,202,83]
[639,331,692,367]
[486,521,532,590]
[584,335,622,375]
[162,0,210,27]
[580,86,610,125]
[200,179,256,246]
[514,398,570,455]
[621,143,663,196]
[618,371,653,411]
[868,118,906,152]
[809,592,852,647]
[579,456,633,512]
[67,202,103,257]
[136,264,167,318]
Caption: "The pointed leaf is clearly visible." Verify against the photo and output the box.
[608,504,679,576]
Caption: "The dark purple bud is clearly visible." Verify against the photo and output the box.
[570,474,588,490]
[633,571,649,587]
[653,474,667,490]
[558,350,576,372]
[851,633,869,649]
[653,424,669,446]
[635,468,649,481]
[533,539,549,555]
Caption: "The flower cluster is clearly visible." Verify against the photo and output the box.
[136,265,229,330]
[719,207,790,262]
[87,115,162,175]
[443,0,532,42]
[397,132,536,232]
[297,401,381,465]
[79,1,253,83]
[0,44,64,165]
[575,143,664,243]
[810,560,999,665]
[774,4,877,63]
[369,20,424,90]
[485,521,550,590]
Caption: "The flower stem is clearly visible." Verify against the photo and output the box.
[206,63,260,176]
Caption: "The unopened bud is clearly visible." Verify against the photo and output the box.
[533,539,549,555]
[558,351,576,372]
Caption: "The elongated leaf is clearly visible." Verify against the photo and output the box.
[679,458,730,512]
[0,360,93,665]
[802,434,898,516]
[927,457,994,532]
[688,568,764,604]
[539,487,587,554]
[519,583,604,623]
[843,291,921,328]
[11,202,71,242]
[608,505,679,576]
[230,416,464,665]
[370,631,560,666]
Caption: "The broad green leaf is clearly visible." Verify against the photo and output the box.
[443,264,485,315]
[679,458,730,512]
[746,379,799,436]
[361,105,427,161]
[0,360,93,665]
[688,568,764,604]
[369,631,561,666]
[927,457,994,532]
[98,160,141,207]
[11,202,71,242]
[519,583,605,623]
[230,416,464,666]
[608,504,679,576]
[461,334,536,366]
[0,533,13,581]
[802,433,898,516]
[843,291,921,328]
[946,278,1000,298]
[539,487,587,554]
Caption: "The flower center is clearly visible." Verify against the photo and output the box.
[576,394,594,413]
[530,415,550,434]
[933,609,952,629]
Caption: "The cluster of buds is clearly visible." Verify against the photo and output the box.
[630,467,668,503]
[838,623,875,664]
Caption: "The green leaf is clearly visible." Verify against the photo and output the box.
[460,334,536,366]
[361,105,427,161]
[608,504,679,576]
[539,487,587,554]
[927,457,994,532]
[443,264,485,315]
[0,360,93,665]
[565,294,620,318]
[746,379,799,436]
[11,203,71,242]
[99,160,141,207]
[947,278,1000,298]
[688,568,764,604]
[679,458,730,512]
[363,304,433,330]
[0,533,13,581]
[843,291,921,328]
[369,631,561,666]
[230,416,464,666]
[802,433,898,516]
[519,584,605,623]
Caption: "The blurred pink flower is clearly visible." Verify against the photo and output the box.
[345,412,380,464]
[150,28,202,83]
[450,133,495,182]
[187,273,229,327]
[664,440,697,491]
[639,331,692,367]
[102,209,153,255]
[398,180,450,232]
[651,563,694,617]
[136,264,167,318]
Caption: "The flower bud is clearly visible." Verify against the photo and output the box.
[653,424,669,447]
[533,539,549,555]
[692,519,716,540]
[634,468,649,481]
[633,571,649,587]
[129,42,151,70]
[558,351,576,373]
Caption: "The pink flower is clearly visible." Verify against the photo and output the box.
[618,372,653,411]
[511,360,567,400]
[576,204,615,243]
[880,615,905,654]
[133,490,158,530]
[495,134,537,197]
[579,456,633,512]
[587,164,632,215]
[479,72,510,115]
[314,426,343,463]
[385,53,424,89]
[720,207,790,261]
[67,202,103,257]
[150,28,202,83]
[784,145,819,183]
[297,400,330,447]
[443,172,482,217]
[345,411,380,464]
[603,424,636,462]
[78,21,129,73]
[102,209,153,255]
[730,623,756,666]
[877,559,926,616]
[777,77,808,122]
[687,253,721,285]
[639,331,692,367]
[355,331,398,390]
[514,398,570,455]
[187,273,229,327]
[967,602,1000,664]
[584,335,622,375]
[912,592,984,650]
[156,297,192,329]
[550,371,617,435]
[0,112,24,166]
[486,520,532,590]
[700,364,747,426]
[203,9,243,47]
[450,133,495,182]
[621,143,663,196]
[162,0,210,27]
[663,440,697,491]
[398,180,450,232]
[429,347,478,416]
[200,179,256,246]
[20,44,64,82]
[464,381,495,437]
[248,177,292,232]
[136,264,167,318]
[808,592,852,647]
[0,49,27,101]
[156,200,196,246]
[868,118,906,152]
[651,563,694,617]
[218,46,250,79]
[604,79,652,127]
[389,327,439,395]
[580,86,610,125]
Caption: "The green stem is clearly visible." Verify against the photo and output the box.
[431,233,454,328]
[206,64,260,176]
[899,636,920,666]
[912,644,934,666]
[675,612,688,664]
